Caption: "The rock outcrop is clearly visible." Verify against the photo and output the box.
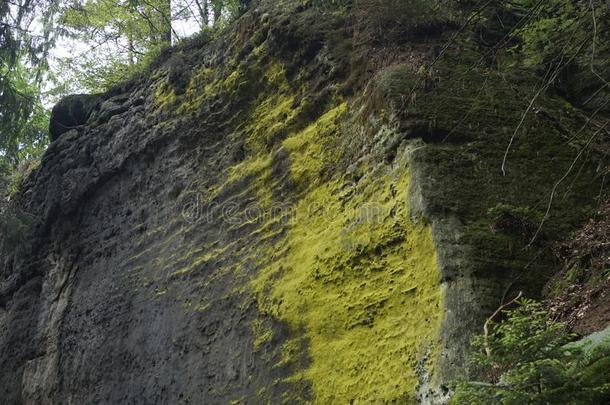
[1,1,607,404]
[48,94,102,142]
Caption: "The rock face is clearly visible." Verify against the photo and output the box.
[48,94,102,142]
[0,1,606,404]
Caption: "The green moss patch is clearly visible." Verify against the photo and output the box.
[250,119,444,401]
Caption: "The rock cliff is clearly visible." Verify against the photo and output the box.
[1,1,607,403]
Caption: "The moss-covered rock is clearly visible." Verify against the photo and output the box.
[1,1,608,404]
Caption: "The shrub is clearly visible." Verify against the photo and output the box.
[0,162,37,255]
[451,299,610,404]
[8,157,39,200]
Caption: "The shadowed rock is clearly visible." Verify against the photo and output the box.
[49,94,101,142]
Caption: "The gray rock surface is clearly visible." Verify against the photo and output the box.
[1,2,604,404]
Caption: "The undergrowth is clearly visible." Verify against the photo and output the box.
[451,299,610,404]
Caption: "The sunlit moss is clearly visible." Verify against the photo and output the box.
[154,80,177,108]
[252,318,275,351]
[252,145,444,402]
[240,62,298,154]
[146,35,444,402]
[282,103,347,188]
[178,66,216,112]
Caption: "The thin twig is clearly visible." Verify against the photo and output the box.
[484,291,523,357]
[501,35,590,175]
[528,120,610,246]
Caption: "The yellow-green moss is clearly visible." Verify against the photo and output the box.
[178,66,216,112]
[282,103,347,188]
[148,40,444,401]
[229,154,273,182]
[252,318,275,351]
[154,80,177,108]
[252,154,443,402]
[242,62,298,154]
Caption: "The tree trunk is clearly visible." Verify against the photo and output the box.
[212,0,222,26]
[162,0,172,45]
[195,0,209,27]
[128,35,135,66]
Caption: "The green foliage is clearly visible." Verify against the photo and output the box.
[0,58,50,176]
[1,1,56,174]
[55,0,244,92]
[472,299,572,377]
[55,0,172,92]
[8,158,41,199]
[451,299,610,404]
[60,0,172,48]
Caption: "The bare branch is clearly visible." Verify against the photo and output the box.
[483,291,523,358]
[528,120,610,246]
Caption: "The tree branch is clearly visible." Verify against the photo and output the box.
[484,291,523,358]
